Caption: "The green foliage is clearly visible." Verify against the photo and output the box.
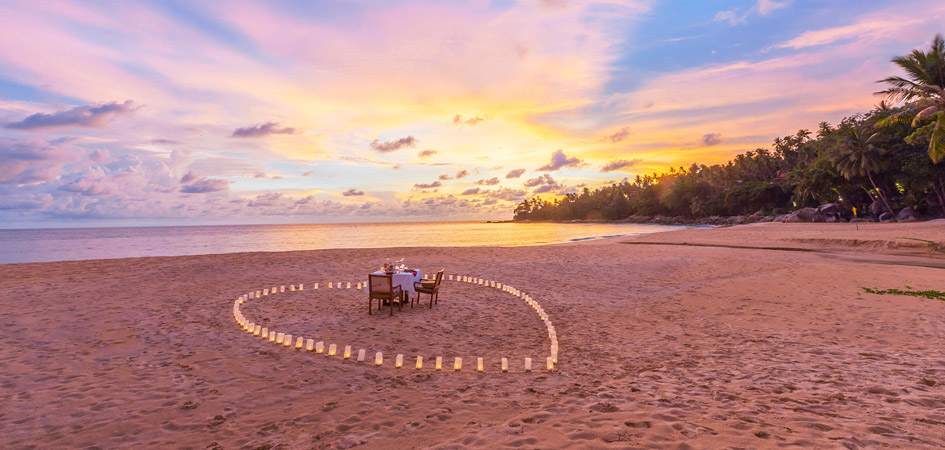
[512,35,945,223]
[863,287,945,301]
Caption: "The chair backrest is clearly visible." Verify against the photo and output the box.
[434,269,445,288]
[369,274,393,294]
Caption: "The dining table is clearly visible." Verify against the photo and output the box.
[367,269,424,295]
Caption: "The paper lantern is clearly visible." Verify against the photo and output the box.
[343,345,351,359]
[263,288,269,296]
[490,281,495,287]
[346,282,351,289]
[435,356,442,371]
[497,283,502,289]
[316,341,324,354]
[271,286,277,294]
[375,352,383,366]
[268,331,276,342]
[313,283,318,289]
[280,286,285,293]
[283,334,292,347]
[454,357,462,371]
[306,339,314,351]
[524,357,532,372]
[295,337,303,348]
[477,357,484,372]
[328,282,333,288]
[551,350,558,364]
[261,327,268,338]
[357,348,366,362]
[448,275,453,280]
[276,333,284,344]
[395,354,403,368]
[253,325,261,336]
[501,357,508,372]
[247,322,255,333]
[290,285,295,291]
[547,357,554,371]
[357,282,362,290]
[255,290,261,298]
[415,356,423,369]
[478,279,483,285]
[299,283,304,290]
[328,343,337,356]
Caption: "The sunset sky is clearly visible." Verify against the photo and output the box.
[1,0,943,227]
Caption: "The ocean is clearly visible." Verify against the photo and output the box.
[0,221,686,264]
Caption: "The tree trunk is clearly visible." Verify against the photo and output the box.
[867,171,897,221]
[934,177,945,216]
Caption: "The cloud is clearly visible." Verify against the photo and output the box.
[484,188,528,202]
[147,138,180,145]
[757,0,789,16]
[247,192,284,207]
[601,159,639,172]
[455,169,469,179]
[0,138,83,184]
[180,170,198,184]
[775,18,916,50]
[418,149,437,158]
[714,9,748,26]
[370,136,418,153]
[537,149,582,171]
[701,133,723,146]
[180,178,229,193]
[453,114,485,125]
[715,1,787,26]
[88,149,110,162]
[413,181,442,190]
[604,126,631,143]
[342,188,365,196]
[6,100,138,130]
[438,174,453,180]
[461,187,480,195]
[505,168,526,178]
[524,174,557,187]
[475,177,500,185]
[231,122,296,138]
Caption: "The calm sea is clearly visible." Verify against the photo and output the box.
[0,221,685,264]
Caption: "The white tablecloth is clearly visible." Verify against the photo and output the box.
[368,270,423,294]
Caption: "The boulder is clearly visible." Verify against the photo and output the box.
[879,211,894,222]
[896,207,919,222]
[761,215,775,222]
[869,200,885,217]
[817,203,840,216]
[788,207,824,223]
[733,215,748,224]
[773,214,790,223]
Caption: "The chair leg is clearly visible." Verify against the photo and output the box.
[368,296,372,315]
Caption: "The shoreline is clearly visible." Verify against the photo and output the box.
[2,223,944,448]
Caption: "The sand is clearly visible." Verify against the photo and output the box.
[1,222,944,449]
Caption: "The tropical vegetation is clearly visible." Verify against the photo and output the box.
[513,34,945,223]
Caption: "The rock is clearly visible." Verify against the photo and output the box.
[733,215,748,224]
[750,210,764,218]
[879,211,894,222]
[818,203,839,216]
[773,214,790,223]
[787,207,824,223]
[761,215,774,222]
[869,200,885,217]
[896,207,918,222]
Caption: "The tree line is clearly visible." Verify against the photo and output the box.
[514,35,945,222]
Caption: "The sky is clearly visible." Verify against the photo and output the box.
[0,0,943,228]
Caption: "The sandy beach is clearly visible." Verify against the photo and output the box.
[1,222,944,449]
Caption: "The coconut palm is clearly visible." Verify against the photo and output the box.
[877,34,945,163]
[832,124,896,219]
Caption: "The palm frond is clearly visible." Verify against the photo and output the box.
[930,112,945,164]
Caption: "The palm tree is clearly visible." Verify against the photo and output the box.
[877,34,945,163]
[832,124,897,220]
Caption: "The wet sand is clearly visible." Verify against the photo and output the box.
[1,222,944,449]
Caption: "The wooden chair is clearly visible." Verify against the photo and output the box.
[413,269,444,309]
[369,274,403,316]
